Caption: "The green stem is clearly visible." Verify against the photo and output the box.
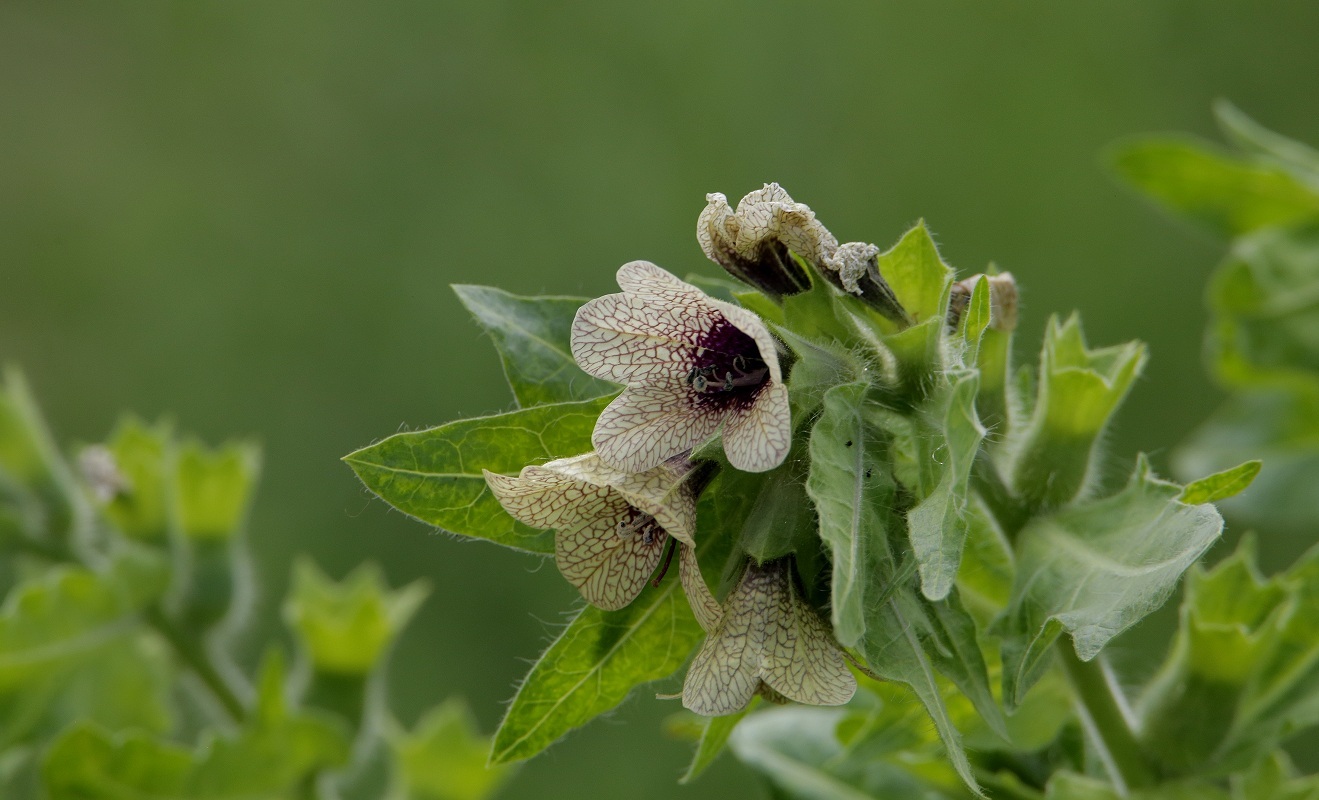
[1057,642,1156,794]
[146,606,246,723]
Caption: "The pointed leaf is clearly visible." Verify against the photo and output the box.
[680,701,754,784]
[907,371,985,600]
[807,383,894,646]
[876,222,953,325]
[1178,460,1261,505]
[1214,99,1319,190]
[453,286,617,407]
[999,456,1223,705]
[345,396,613,554]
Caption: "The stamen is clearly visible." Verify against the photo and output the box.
[651,537,677,587]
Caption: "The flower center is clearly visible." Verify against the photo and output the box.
[685,318,769,405]
[616,508,665,546]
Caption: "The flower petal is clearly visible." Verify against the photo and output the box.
[681,584,761,716]
[570,293,706,386]
[679,544,722,633]
[696,193,736,264]
[613,260,707,305]
[592,386,724,473]
[554,495,667,611]
[483,467,586,530]
[543,452,698,546]
[722,382,791,473]
[759,579,857,707]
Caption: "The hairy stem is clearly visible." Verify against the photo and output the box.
[1057,642,1156,793]
[146,606,247,723]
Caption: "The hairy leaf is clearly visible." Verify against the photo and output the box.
[453,285,617,407]
[807,383,894,646]
[1178,460,1261,505]
[876,221,953,326]
[998,456,1223,706]
[907,371,984,600]
[344,395,612,554]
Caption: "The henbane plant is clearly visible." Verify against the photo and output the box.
[345,169,1293,798]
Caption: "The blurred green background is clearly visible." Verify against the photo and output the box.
[4,2,1319,796]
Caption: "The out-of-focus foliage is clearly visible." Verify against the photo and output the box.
[0,371,510,799]
[1114,102,1319,535]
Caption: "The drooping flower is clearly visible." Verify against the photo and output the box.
[698,183,907,322]
[681,557,856,716]
[571,262,790,473]
[484,453,709,611]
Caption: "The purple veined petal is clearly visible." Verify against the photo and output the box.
[681,576,762,716]
[482,467,595,530]
[679,544,722,634]
[696,194,736,264]
[613,260,707,305]
[722,382,791,473]
[757,563,857,707]
[570,292,709,386]
[543,452,698,547]
[554,495,668,611]
[592,386,724,474]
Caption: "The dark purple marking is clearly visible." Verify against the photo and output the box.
[683,315,769,414]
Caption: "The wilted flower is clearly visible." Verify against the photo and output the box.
[698,183,908,323]
[697,183,829,300]
[484,452,705,611]
[947,272,1019,332]
[682,557,856,716]
[571,261,790,473]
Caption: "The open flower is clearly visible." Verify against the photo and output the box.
[484,453,704,611]
[681,557,856,716]
[571,261,790,473]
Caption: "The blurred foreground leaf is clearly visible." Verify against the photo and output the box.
[389,698,515,800]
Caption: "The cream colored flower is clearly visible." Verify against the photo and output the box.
[697,183,833,300]
[484,453,708,611]
[681,557,856,716]
[570,262,790,474]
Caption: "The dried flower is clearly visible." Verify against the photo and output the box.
[571,262,790,473]
[681,557,856,716]
[696,183,829,300]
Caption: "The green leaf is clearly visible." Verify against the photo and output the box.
[1140,537,1319,775]
[1232,750,1319,800]
[1007,314,1146,510]
[953,499,1014,629]
[1215,99,1319,191]
[488,485,736,764]
[1206,224,1319,391]
[1044,772,1231,800]
[284,557,429,675]
[1109,137,1319,236]
[344,395,613,554]
[806,383,894,646]
[453,285,617,407]
[1177,460,1261,504]
[922,590,1009,741]
[98,417,173,542]
[734,433,818,566]
[680,700,755,784]
[174,437,261,541]
[998,456,1223,706]
[42,651,350,799]
[1175,391,1319,531]
[0,545,168,690]
[0,368,78,544]
[388,698,517,800]
[907,372,985,600]
[863,584,984,796]
[876,221,953,325]
[957,274,992,365]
